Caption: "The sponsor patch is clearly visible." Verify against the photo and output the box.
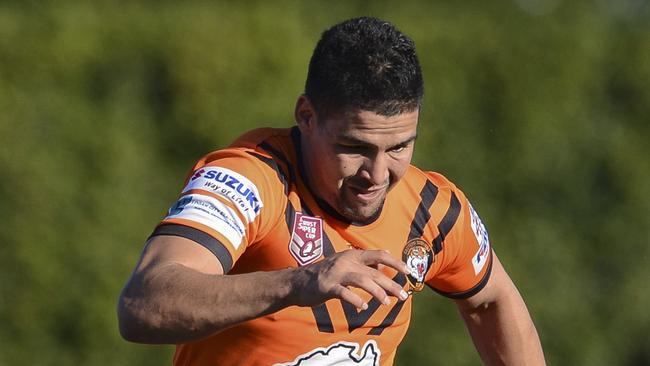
[402,238,433,293]
[182,167,263,223]
[166,194,246,249]
[289,212,323,266]
[469,203,490,274]
[274,340,380,366]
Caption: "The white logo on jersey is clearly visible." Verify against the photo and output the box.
[166,194,246,249]
[182,167,263,223]
[274,340,380,366]
[469,203,490,274]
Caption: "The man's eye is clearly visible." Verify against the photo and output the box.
[390,146,406,153]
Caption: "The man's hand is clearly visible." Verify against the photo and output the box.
[292,249,410,310]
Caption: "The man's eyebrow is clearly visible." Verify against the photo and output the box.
[337,134,418,148]
[337,135,373,146]
[391,135,418,148]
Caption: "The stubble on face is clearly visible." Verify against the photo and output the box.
[313,110,418,224]
[336,183,389,223]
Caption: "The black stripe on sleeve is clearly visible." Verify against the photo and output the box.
[258,142,297,183]
[246,151,289,195]
[431,191,461,254]
[150,224,234,273]
[284,199,296,232]
[408,180,439,241]
[428,249,494,299]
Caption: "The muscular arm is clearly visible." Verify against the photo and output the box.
[117,235,409,344]
[455,253,546,365]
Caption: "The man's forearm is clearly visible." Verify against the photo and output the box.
[117,248,409,345]
[458,288,546,365]
[118,263,299,344]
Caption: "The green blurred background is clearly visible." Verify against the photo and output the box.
[1,1,648,365]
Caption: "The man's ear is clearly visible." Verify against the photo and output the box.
[294,95,316,132]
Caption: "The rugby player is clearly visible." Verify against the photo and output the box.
[118,16,546,365]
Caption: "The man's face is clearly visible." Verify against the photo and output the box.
[296,97,419,223]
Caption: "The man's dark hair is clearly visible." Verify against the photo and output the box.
[305,17,424,118]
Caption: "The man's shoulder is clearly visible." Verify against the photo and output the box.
[195,127,295,170]
[186,127,296,198]
[405,165,460,193]
[229,127,294,149]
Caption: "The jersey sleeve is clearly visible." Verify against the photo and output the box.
[149,148,286,273]
[425,174,493,299]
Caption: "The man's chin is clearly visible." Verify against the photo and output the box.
[340,201,384,224]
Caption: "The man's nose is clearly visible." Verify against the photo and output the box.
[358,153,389,186]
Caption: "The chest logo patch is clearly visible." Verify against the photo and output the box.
[289,212,323,266]
[402,238,433,293]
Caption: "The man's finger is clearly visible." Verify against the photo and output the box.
[370,268,409,301]
[346,273,392,305]
[359,250,409,274]
[334,285,368,310]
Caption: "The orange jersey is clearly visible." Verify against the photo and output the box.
[152,127,493,366]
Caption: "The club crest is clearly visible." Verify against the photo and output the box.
[402,238,433,293]
[289,212,323,266]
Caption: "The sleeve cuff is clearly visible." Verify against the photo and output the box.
[428,249,494,299]
[149,224,234,273]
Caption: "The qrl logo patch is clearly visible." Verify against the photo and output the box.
[289,213,323,266]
